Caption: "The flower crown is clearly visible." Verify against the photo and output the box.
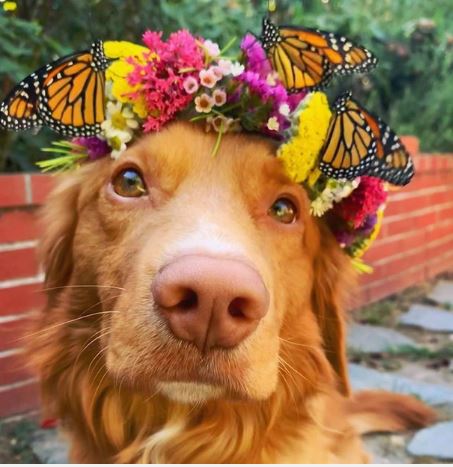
[0,15,415,272]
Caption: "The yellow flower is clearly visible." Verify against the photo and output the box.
[103,41,148,60]
[3,1,17,11]
[104,41,154,120]
[353,206,385,259]
[277,92,331,183]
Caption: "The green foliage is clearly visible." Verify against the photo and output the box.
[0,0,452,171]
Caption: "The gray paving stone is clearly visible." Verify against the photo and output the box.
[31,428,69,464]
[349,363,453,406]
[428,280,453,306]
[398,304,453,333]
[407,421,453,460]
[347,323,419,353]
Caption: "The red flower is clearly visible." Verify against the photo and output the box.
[333,176,387,229]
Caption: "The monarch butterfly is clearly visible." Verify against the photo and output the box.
[319,91,414,186]
[0,40,108,137]
[260,17,377,92]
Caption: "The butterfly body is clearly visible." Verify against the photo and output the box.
[0,40,108,137]
[260,17,377,92]
[320,91,414,186]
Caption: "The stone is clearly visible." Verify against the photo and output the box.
[428,280,453,306]
[347,323,419,353]
[398,304,453,333]
[363,433,412,464]
[407,421,453,460]
[31,429,69,464]
[349,363,453,406]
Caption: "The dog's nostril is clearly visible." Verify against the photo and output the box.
[228,298,247,319]
[177,289,198,310]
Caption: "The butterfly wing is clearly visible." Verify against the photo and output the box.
[0,41,108,137]
[38,41,108,136]
[260,17,377,92]
[319,91,377,179]
[362,110,414,186]
[0,72,42,131]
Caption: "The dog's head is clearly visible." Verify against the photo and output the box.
[40,122,352,405]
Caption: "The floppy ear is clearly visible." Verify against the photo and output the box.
[38,176,80,302]
[310,221,355,396]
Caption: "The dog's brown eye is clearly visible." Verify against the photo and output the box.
[112,169,147,197]
[268,198,298,224]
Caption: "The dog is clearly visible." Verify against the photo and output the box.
[29,122,435,463]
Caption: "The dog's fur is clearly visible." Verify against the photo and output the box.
[29,123,435,463]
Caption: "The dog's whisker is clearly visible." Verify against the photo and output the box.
[19,310,121,341]
[279,337,319,351]
[41,284,126,292]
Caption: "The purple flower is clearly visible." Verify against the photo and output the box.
[73,137,110,160]
[240,33,272,78]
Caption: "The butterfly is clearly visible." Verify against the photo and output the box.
[0,40,108,137]
[319,91,414,186]
[260,17,377,92]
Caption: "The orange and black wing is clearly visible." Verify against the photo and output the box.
[319,91,377,179]
[362,109,414,186]
[38,41,108,136]
[260,17,377,92]
[0,41,108,137]
[0,73,42,130]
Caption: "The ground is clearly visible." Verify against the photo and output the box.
[1,274,453,463]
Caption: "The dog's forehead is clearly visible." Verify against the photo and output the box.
[123,122,291,190]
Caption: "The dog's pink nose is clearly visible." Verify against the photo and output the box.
[152,255,269,352]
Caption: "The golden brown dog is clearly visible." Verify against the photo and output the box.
[30,122,435,463]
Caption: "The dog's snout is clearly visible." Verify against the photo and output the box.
[151,255,269,351]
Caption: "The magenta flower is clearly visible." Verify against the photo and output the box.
[73,137,110,160]
[240,33,272,78]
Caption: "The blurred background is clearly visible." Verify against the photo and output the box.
[0,0,452,463]
[0,0,453,171]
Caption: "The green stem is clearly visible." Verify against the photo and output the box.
[211,125,224,158]
[220,37,237,56]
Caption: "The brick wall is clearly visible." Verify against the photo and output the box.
[0,137,452,417]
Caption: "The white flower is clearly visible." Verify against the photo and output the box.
[266,116,280,132]
[310,196,334,217]
[210,65,224,80]
[230,61,245,77]
[279,103,290,117]
[206,114,234,133]
[212,89,227,107]
[194,93,215,113]
[266,71,279,85]
[183,76,199,94]
[203,39,221,58]
[199,69,220,88]
[101,101,138,159]
[218,59,233,75]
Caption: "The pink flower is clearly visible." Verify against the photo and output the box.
[199,69,219,88]
[210,65,224,80]
[194,93,214,113]
[183,76,199,94]
[203,39,220,58]
[126,29,204,132]
[212,89,227,106]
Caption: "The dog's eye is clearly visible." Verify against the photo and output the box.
[268,197,298,224]
[112,169,147,198]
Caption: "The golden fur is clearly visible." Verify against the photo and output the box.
[29,122,435,463]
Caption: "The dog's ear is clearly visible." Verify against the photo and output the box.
[310,221,355,396]
[39,176,80,300]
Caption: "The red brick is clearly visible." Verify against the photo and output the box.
[0,209,41,243]
[0,380,39,417]
[385,211,437,236]
[0,175,26,208]
[0,248,39,281]
[0,352,33,386]
[0,315,34,351]
[0,283,44,316]
[400,136,419,156]
[31,174,54,205]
